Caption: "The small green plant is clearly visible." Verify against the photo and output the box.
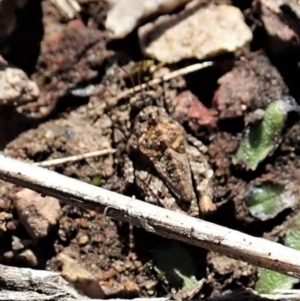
[91,175,103,186]
[245,182,298,220]
[232,97,299,170]
[255,212,300,293]
[255,268,298,294]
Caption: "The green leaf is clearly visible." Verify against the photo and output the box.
[255,268,298,294]
[245,183,298,220]
[284,213,300,250]
[232,98,298,170]
[255,212,300,294]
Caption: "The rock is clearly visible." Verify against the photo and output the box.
[77,233,89,246]
[139,3,252,63]
[254,0,300,54]
[212,51,289,120]
[172,91,215,132]
[105,0,191,39]
[18,249,38,267]
[3,250,14,259]
[6,220,17,231]
[11,235,31,251]
[0,65,40,106]
[13,188,62,241]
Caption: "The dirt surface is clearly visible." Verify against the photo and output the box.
[1,0,300,300]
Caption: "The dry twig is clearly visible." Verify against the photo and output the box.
[33,149,116,167]
[261,289,300,300]
[109,61,213,105]
[0,155,300,279]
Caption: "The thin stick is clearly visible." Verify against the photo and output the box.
[261,290,300,300]
[0,155,300,278]
[33,149,116,167]
[109,61,213,104]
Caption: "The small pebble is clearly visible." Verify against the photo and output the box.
[3,251,14,259]
[6,220,18,231]
[12,236,25,251]
[77,234,89,246]
[134,260,142,269]
[18,249,38,267]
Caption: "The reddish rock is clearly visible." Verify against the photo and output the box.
[254,0,300,54]
[213,51,289,119]
[172,90,215,131]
